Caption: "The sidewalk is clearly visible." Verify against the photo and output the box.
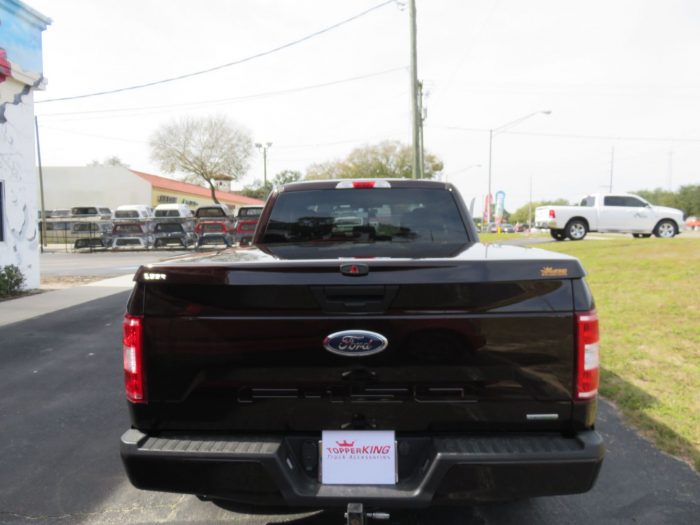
[0,274,135,328]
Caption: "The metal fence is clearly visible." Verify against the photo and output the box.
[39,217,197,252]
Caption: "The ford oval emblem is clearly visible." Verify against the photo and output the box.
[323,330,388,357]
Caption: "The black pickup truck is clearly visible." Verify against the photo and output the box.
[121,179,603,515]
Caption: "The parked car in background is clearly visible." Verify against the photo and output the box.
[535,194,685,241]
[71,206,112,219]
[114,205,154,219]
[72,220,112,249]
[195,219,233,248]
[485,222,514,233]
[152,221,196,249]
[43,209,71,218]
[154,203,193,218]
[195,204,232,219]
[111,222,151,249]
[234,205,264,245]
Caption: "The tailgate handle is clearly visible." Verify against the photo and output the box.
[312,286,398,313]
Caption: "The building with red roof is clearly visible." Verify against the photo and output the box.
[41,166,264,212]
[131,170,264,208]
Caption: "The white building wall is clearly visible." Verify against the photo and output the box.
[41,166,152,210]
[0,78,40,289]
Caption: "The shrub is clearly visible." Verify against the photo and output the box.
[0,265,25,297]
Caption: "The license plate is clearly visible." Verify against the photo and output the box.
[320,430,396,485]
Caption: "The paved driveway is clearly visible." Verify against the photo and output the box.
[40,250,190,278]
[0,293,698,524]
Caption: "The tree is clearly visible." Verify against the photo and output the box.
[150,115,253,204]
[305,141,443,180]
[634,185,700,217]
[633,188,679,209]
[273,169,303,186]
[509,199,569,224]
[240,170,303,200]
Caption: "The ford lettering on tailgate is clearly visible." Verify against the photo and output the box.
[323,330,388,357]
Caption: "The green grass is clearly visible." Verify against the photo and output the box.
[479,232,548,243]
[539,237,700,470]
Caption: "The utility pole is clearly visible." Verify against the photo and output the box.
[34,116,47,251]
[417,80,425,177]
[409,0,422,179]
[255,142,272,186]
[609,146,615,192]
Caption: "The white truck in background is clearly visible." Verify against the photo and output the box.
[535,193,684,241]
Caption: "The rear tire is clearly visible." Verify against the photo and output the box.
[654,220,677,238]
[565,220,587,241]
[550,229,566,241]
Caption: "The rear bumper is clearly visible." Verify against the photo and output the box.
[153,234,191,246]
[235,233,254,244]
[197,233,231,245]
[112,237,149,249]
[74,238,107,249]
[121,429,604,508]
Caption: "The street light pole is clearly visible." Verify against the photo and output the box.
[255,142,272,186]
[487,129,493,225]
[609,146,615,193]
[486,110,551,226]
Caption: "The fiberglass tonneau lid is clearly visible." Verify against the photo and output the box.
[136,242,585,285]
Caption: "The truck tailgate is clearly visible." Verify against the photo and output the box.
[129,256,582,433]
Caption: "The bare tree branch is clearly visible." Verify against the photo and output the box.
[150,115,252,204]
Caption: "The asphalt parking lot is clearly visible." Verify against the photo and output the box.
[0,290,698,525]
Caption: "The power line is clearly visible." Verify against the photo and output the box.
[36,0,397,104]
[37,124,406,150]
[434,125,700,144]
[36,67,407,119]
[39,125,148,144]
[276,129,407,150]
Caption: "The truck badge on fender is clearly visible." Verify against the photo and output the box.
[540,266,568,277]
[323,330,388,357]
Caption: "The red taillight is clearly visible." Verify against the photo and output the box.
[549,209,556,219]
[352,181,376,189]
[575,310,600,400]
[123,314,146,403]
